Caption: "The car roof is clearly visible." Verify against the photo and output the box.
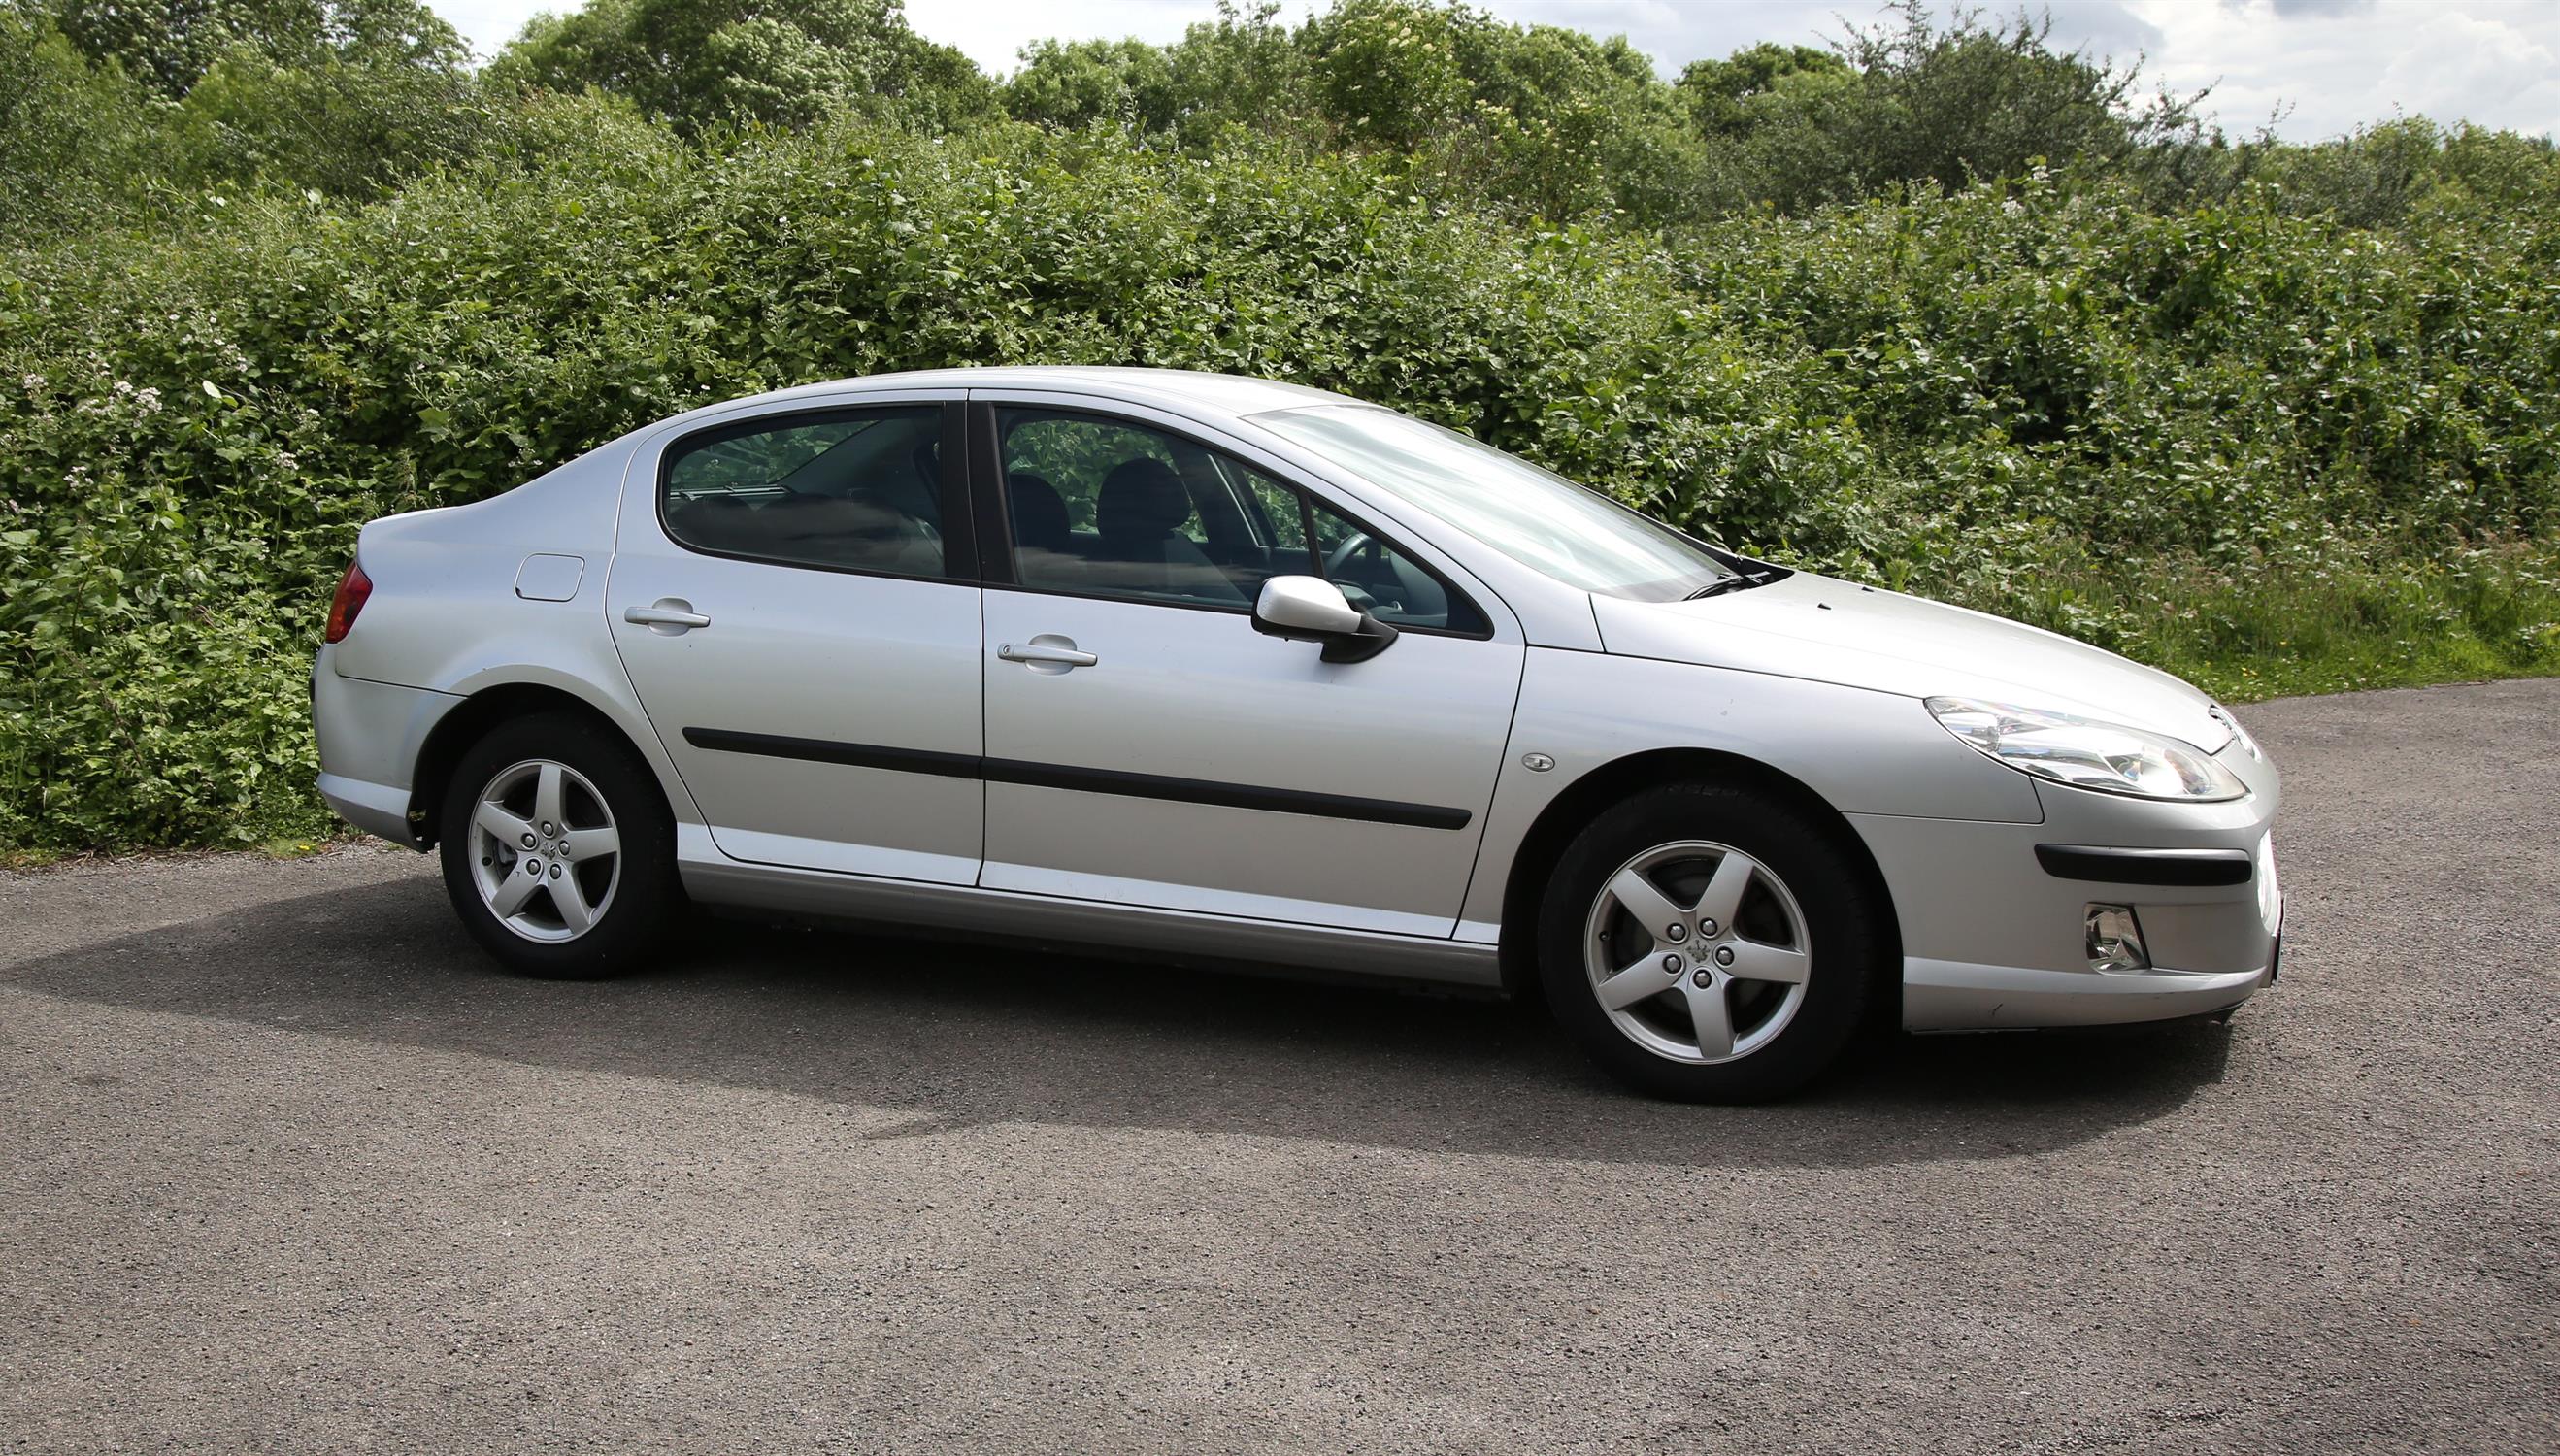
[723,366,1354,420]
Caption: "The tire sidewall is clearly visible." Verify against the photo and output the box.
[437,712,677,979]
[1537,781,1883,1102]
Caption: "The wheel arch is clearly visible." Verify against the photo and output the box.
[1494,748,1902,1011]
[408,680,677,846]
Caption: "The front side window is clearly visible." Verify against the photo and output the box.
[1253,404,1736,602]
[663,407,948,578]
[996,408,1484,632]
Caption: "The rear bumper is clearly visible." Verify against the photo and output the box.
[316,772,421,845]
[311,654,461,847]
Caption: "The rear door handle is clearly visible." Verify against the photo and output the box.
[998,637,1097,670]
[625,601,712,632]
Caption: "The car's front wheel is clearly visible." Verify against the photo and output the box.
[437,711,678,979]
[1537,780,1886,1102]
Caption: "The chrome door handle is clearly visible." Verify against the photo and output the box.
[625,602,711,631]
[998,639,1097,669]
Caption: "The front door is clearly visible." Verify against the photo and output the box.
[974,400,1522,937]
[608,398,984,882]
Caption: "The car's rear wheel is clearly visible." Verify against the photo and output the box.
[437,711,677,979]
[1537,780,1885,1102]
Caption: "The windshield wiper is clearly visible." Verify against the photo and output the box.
[1684,570,1773,601]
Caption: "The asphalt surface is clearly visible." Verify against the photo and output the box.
[5,679,2555,1454]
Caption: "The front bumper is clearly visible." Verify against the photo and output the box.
[1853,741,2283,1032]
[1903,957,2271,1030]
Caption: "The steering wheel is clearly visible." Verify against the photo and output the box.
[1320,532,1388,613]
[1321,531,1373,579]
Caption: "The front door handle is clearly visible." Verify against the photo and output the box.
[625,600,712,633]
[999,636,1097,671]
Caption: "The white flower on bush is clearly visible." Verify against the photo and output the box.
[135,387,162,413]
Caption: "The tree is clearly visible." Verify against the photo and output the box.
[998,2,1313,150]
[1301,0,1473,151]
[3,1,486,205]
[1291,0,1708,220]
[172,37,496,197]
[1677,43,1847,137]
[46,0,467,95]
[1673,4,2210,215]
[1002,37,1180,133]
[1835,2,2203,192]
[0,6,160,239]
[496,0,991,133]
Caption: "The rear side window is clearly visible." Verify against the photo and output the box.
[662,408,948,579]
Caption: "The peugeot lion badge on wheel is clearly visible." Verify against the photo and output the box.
[312,368,2281,1101]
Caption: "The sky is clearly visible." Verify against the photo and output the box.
[427,0,2560,144]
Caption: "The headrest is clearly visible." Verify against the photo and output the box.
[1007,472,1070,551]
[1098,457,1191,539]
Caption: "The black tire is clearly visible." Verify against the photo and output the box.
[437,711,679,980]
[1536,779,1886,1102]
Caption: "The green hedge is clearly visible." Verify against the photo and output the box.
[4,116,2555,852]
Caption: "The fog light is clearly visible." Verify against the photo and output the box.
[2087,904,2149,973]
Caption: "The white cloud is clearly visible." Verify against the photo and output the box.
[2125,0,2560,141]
[427,0,2560,141]
[908,0,1213,68]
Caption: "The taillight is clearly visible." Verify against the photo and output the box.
[325,558,373,644]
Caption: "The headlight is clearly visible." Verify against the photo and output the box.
[1925,696,2247,802]
[2210,703,2262,760]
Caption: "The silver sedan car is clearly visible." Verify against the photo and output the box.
[313,367,2281,1100]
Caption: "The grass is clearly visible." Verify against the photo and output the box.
[256,836,330,859]
[1978,544,2560,704]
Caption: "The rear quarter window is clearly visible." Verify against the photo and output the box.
[662,407,949,579]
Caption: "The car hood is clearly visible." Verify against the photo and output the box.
[1587,571,2232,750]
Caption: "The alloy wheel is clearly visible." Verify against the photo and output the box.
[1582,839,1812,1064]
[467,758,622,943]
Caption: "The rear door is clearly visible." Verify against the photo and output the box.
[969,394,1524,937]
[607,395,984,881]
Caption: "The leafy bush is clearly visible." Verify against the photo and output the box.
[1,1,2554,853]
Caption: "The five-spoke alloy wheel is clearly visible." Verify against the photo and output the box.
[1539,780,1886,1102]
[438,711,677,979]
[1584,840,1812,1065]
[467,758,623,943]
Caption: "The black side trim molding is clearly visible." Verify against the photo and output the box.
[2035,844,2253,887]
[682,728,981,780]
[985,757,1469,830]
[683,728,1473,831]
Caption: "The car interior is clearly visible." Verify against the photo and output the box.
[656,405,1482,634]
[997,410,1481,631]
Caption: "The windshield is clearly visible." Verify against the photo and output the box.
[1252,405,1733,601]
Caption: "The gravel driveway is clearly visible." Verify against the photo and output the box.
[5,678,2554,1454]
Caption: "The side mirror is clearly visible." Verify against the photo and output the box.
[1252,575,1399,664]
